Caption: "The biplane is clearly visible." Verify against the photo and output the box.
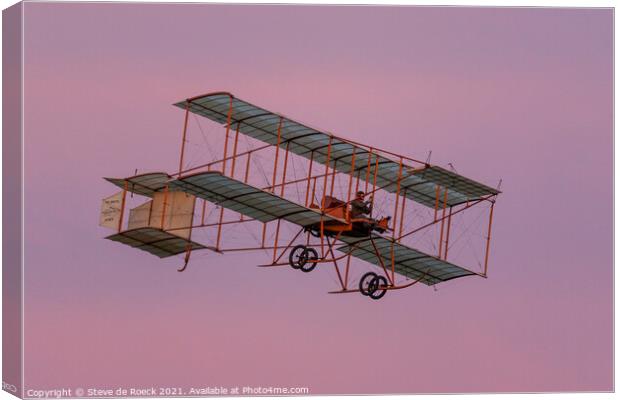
[99,92,500,300]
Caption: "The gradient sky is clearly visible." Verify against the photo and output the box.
[21,3,612,394]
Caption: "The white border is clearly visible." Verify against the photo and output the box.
[0,2,615,400]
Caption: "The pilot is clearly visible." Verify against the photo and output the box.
[350,191,373,219]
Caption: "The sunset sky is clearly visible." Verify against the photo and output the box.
[20,3,612,394]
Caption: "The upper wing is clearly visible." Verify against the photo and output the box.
[104,172,170,197]
[336,235,476,286]
[174,93,500,209]
[169,171,345,227]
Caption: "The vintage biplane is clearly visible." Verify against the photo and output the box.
[99,92,500,300]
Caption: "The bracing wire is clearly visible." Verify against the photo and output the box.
[192,114,219,161]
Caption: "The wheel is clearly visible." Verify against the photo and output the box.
[300,247,319,273]
[369,276,388,300]
[289,245,307,269]
[359,272,378,296]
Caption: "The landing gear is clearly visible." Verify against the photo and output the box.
[289,245,306,269]
[288,245,319,272]
[359,272,377,296]
[368,275,388,300]
[358,272,388,300]
[300,247,318,272]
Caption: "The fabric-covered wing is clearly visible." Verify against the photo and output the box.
[105,172,170,197]
[106,227,207,258]
[174,93,499,209]
[337,236,476,286]
[169,171,343,226]
[411,166,499,199]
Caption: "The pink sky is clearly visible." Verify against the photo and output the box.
[21,3,611,394]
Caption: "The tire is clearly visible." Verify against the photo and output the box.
[289,245,307,269]
[369,276,388,300]
[300,248,319,273]
[359,272,378,296]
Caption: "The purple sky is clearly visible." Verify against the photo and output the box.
[22,3,612,394]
